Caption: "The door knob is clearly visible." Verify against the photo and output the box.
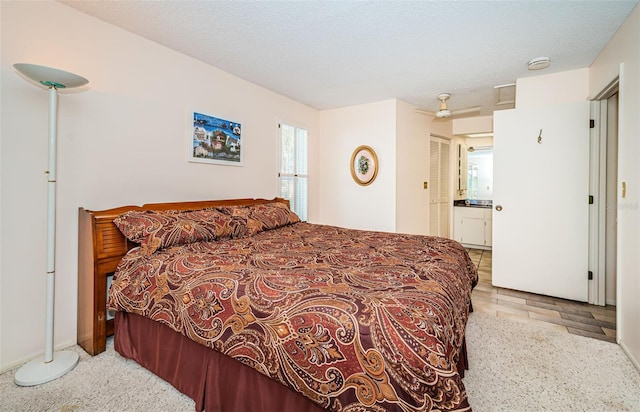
[495,205,503,211]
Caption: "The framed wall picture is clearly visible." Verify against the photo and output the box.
[189,111,243,166]
[350,145,378,186]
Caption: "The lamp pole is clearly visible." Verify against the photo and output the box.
[45,84,58,364]
[13,63,88,386]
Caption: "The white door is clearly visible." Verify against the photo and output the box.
[492,102,590,302]
[429,136,450,237]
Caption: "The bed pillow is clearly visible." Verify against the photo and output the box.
[218,202,300,235]
[114,208,247,254]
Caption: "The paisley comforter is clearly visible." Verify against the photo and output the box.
[108,213,477,411]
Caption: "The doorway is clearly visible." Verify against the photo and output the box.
[604,93,618,307]
[589,81,619,307]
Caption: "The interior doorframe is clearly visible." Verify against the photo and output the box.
[588,78,619,306]
[588,100,607,306]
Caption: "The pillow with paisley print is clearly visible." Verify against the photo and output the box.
[114,208,247,255]
[218,202,300,236]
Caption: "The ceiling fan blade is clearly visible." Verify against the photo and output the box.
[414,105,481,118]
[451,106,481,115]
[415,108,437,116]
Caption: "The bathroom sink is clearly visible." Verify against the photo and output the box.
[453,199,493,208]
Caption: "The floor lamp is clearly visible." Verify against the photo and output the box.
[13,63,88,386]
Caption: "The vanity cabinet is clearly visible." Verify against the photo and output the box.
[453,206,492,248]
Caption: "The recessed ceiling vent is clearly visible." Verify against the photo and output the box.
[494,83,516,106]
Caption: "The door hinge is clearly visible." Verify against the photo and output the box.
[589,119,595,128]
[589,195,594,204]
[588,271,593,280]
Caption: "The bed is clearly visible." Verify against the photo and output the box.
[78,198,477,412]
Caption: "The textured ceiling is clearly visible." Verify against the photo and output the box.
[60,0,638,116]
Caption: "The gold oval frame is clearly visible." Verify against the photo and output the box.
[350,145,378,186]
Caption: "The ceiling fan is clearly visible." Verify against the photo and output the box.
[415,92,481,119]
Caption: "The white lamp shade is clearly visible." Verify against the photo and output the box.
[14,63,88,89]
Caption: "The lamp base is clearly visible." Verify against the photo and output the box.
[14,350,79,386]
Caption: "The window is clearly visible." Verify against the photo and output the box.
[279,123,308,221]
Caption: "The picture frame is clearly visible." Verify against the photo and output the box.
[189,111,243,166]
[350,145,378,186]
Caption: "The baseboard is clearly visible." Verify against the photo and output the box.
[619,340,640,373]
[0,339,77,375]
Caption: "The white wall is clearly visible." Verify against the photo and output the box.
[516,68,590,108]
[395,101,431,235]
[0,1,319,370]
[466,136,494,148]
[589,4,640,370]
[318,99,445,236]
[318,99,397,231]
[452,115,493,136]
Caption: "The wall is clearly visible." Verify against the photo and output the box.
[516,68,590,108]
[465,136,494,148]
[589,4,640,370]
[0,1,319,370]
[452,115,493,136]
[318,99,444,236]
[395,101,431,235]
[318,100,397,231]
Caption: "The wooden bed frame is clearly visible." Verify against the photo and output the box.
[77,197,289,355]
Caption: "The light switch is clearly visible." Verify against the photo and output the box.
[423,182,428,189]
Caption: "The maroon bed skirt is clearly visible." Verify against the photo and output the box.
[114,311,326,412]
[114,311,470,411]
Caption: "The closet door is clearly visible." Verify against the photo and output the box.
[429,136,450,238]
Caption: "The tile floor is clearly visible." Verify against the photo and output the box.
[467,248,616,343]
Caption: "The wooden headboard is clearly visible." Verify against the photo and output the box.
[77,197,289,355]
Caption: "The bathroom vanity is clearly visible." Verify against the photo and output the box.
[453,200,492,249]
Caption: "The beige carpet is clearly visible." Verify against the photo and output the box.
[1,312,639,411]
[464,313,640,411]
